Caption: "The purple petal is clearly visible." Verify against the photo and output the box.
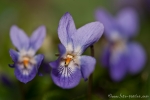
[35,54,44,69]
[110,63,127,82]
[51,68,81,89]
[110,51,128,81]
[127,42,146,74]
[9,49,18,62]
[14,54,43,83]
[30,26,46,52]
[72,22,104,54]
[38,72,43,76]
[35,54,44,76]
[1,74,13,87]
[14,64,38,83]
[58,44,66,55]
[51,61,82,89]
[49,58,60,69]
[10,25,29,51]
[49,44,66,72]
[116,8,139,37]
[58,12,76,48]
[100,46,110,67]
[39,61,51,75]
[95,9,118,39]
[80,56,96,81]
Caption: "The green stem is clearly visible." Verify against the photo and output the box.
[18,82,25,100]
[88,45,94,100]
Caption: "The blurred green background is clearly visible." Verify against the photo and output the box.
[0,0,150,100]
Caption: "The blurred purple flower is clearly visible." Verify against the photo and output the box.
[95,8,146,81]
[38,61,51,76]
[0,74,14,87]
[113,0,142,10]
[50,12,104,89]
[9,25,46,83]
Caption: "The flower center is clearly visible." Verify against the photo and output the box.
[64,54,73,66]
[111,39,126,52]
[22,57,30,68]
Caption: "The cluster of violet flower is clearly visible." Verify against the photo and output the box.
[9,8,146,89]
[95,8,146,81]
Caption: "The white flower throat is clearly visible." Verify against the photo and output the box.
[61,52,80,68]
[16,49,37,76]
[60,44,81,68]
[22,56,30,67]
[111,39,126,53]
[109,31,127,53]
[18,49,36,68]
[59,53,80,77]
[109,34,127,64]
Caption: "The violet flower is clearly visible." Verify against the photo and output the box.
[95,8,146,81]
[50,12,104,89]
[1,74,13,87]
[9,25,46,83]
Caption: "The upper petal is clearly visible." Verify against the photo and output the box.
[58,12,76,49]
[80,56,96,81]
[95,9,119,39]
[58,44,66,56]
[116,8,139,37]
[127,42,146,74]
[10,25,29,51]
[9,49,18,62]
[30,26,46,52]
[50,59,82,89]
[72,22,104,55]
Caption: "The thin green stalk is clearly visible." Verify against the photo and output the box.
[88,45,94,100]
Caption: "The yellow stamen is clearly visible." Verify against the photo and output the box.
[65,58,72,66]
[65,55,73,66]
[23,57,30,67]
